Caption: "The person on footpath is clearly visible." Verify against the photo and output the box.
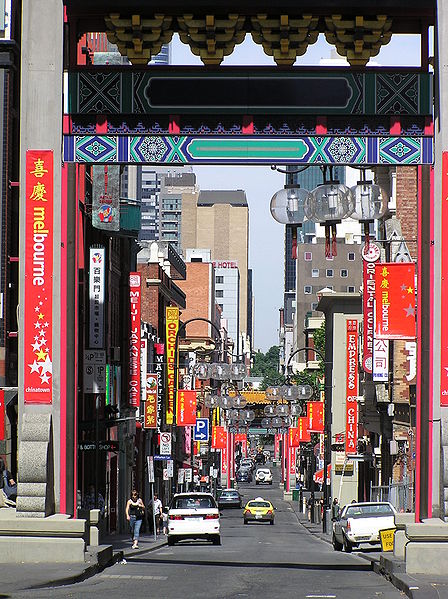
[331,497,340,521]
[126,489,145,549]
[153,493,163,535]
[0,457,17,503]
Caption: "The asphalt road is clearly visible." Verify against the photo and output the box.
[16,469,404,599]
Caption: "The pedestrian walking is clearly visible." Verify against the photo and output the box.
[307,492,315,523]
[161,506,168,535]
[153,493,163,535]
[126,489,145,549]
[331,498,340,521]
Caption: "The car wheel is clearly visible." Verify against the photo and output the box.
[168,536,175,546]
[269,481,272,485]
[256,481,259,485]
[343,535,353,553]
[212,535,221,546]
[270,520,274,525]
[244,519,248,525]
[332,533,343,551]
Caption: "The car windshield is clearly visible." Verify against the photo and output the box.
[248,501,271,508]
[345,504,394,518]
[221,491,239,497]
[171,495,216,509]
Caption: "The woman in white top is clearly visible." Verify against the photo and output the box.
[126,489,145,549]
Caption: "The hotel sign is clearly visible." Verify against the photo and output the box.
[24,150,54,404]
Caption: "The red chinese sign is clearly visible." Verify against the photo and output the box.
[307,401,324,433]
[362,247,379,372]
[143,373,158,428]
[375,263,416,340]
[346,319,358,455]
[176,390,197,426]
[129,273,141,407]
[212,426,227,449]
[235,433,247,442]
[289,419,311,447]
[24,150,54,404]
[442,152,448,405]
[289,446,296,476]
[221,445,228,475]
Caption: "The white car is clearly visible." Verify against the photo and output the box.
[167,492,221,546]
[332,501,397,552]
[255,468,273,485]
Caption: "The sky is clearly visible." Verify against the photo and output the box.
[170,33,422,351]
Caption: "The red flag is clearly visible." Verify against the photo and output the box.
[307,401,324,433]
[176,390,197,426]
[212,426,227,449]
[375,263,416,339]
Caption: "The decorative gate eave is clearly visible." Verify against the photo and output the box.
[63,134,433,165]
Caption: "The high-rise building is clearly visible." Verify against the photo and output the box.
[181,190,250,353]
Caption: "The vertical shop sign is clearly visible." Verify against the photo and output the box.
[221,446,228,475]
[373,338,389,382]
[362,242,380,372]
[289,446,296,476]
[165,307,179,425]
[176,390,197,426]
[144,374,158,429]
[88,247,105,349]
[155,344,164,428]
[374,263,416,339]
[442,152,448,405]
[129,273,141,407]
[346,319,359,455]
[24,150,54,404]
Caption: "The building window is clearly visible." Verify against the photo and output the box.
[311,268,319,278]
[216,276,224,284]
[326,269,334,277]
[304,251,312,261]
[348,252,355,261]
[347,286,356,293]
[340,269,348,278]
[216,290,224,298]
[304,285,312,294]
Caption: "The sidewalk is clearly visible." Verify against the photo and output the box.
[2,531,167,596]
[288,500,448,599]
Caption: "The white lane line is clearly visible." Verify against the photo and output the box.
[100,575,168,580]
[306,595,336,598]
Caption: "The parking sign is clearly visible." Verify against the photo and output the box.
[193,418,209,442]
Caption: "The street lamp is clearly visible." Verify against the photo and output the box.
[270,185,311,259]
[350,173,387,248]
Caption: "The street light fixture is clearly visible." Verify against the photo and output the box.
[350,173,387,248]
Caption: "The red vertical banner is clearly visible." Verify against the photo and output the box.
[212,426,227,449]
[441,153,448,405]
[298,417,311,442]
[307,401,324,433]
[289,446,296,476]
[129,273,141,407]
[346,319,359,455]
[0,390,4,440]
[24,150,54,404]
[374,263,416,339]
[176,390,197,426]
[362,243,380,372]
[165,307,179,425]
[221,446,228,475]
[274,434,280,459]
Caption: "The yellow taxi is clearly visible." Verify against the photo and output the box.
[243,497,275,525]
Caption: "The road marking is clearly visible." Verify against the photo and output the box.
[306,596,336,598]
[409,587,419,590]
[101,574,168,581]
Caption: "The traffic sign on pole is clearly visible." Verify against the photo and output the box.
[193,418,209,442]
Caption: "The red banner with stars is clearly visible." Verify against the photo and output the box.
[375,263,416,340]
[24,150,54,404]
[212,426,227,449]
[289,418,311,447]
[176,390,197,426]
[307,401,324,433]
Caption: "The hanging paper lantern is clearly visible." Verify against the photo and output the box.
[350,181,387,248]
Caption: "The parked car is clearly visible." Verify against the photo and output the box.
[255,452,266,465]
[218,488,243,509]
[243,497,275,525]
[332,501,397,552]
[255,468,273,485]
[236,468,253,483]
[167,493,221,546]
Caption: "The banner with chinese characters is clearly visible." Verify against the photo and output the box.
[274,434,280,459]
[221,446,228,475]
[307,401,324,433]
[176,389,197,426]
[289,419,311,447]
[129,273,141,407]
[362,243,380,372]
[346,319,359,455]
[165,307,179,425]
[92,165,120,231]
[212,426,227,449]
[89,247,105,349]
[375,263,416,339]
[373,338,389,382]
[289,446,296,476]
[143,373,158,428]
[24,150,54,404]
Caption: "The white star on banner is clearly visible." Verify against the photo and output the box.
[40,373,50,384]
[28,360,40,374]
[34,322,41,329]
[31,341,41,352]
[40,355,52,376]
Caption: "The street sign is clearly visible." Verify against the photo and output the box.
[78,440,119,452]
[147,456,154,483]
[178,468,185,484]
[194,418,209,442]
[154,454,171,461]
[185,468,192,483]
[83,350,106,393]
[160,432,172,455]
[167,459,174,477]
[163,468,169,480]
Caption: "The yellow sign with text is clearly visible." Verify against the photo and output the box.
[379,528,396,552]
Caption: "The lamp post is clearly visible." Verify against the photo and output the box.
[285,346,331,533]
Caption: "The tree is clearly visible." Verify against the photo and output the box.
[251,346,285,389]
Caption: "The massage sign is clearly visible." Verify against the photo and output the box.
[24,151,54,404]
[345,319,359,455]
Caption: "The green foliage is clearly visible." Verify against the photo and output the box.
[251,346,285,389]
